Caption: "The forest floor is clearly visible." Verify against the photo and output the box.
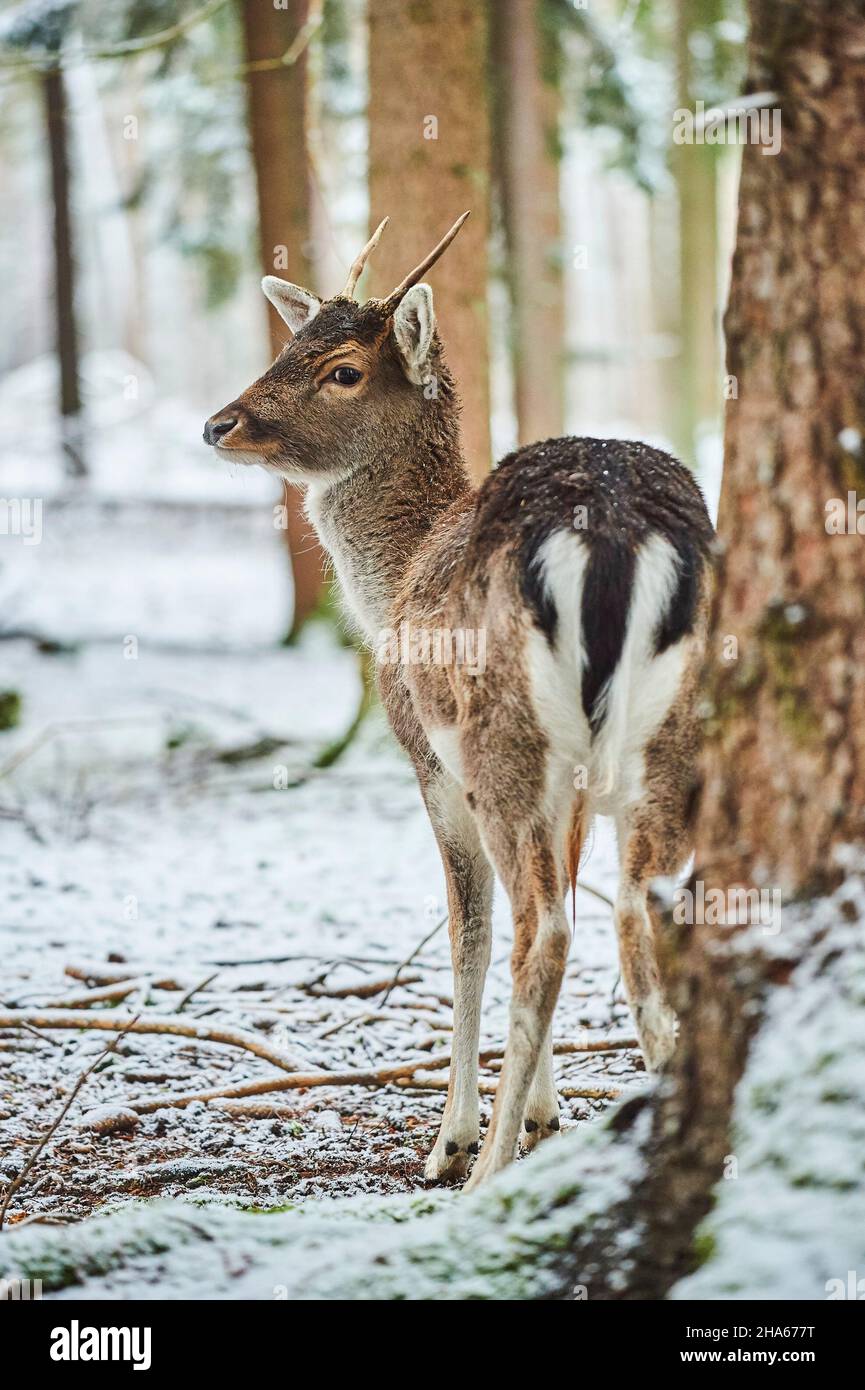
[0,457,641,1229]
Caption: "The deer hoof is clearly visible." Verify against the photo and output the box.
[424,1136,478,1184]
[519,1114,562,1154]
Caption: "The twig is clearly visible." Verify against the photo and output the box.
[0,1011,303,1073]
[0,1016,139,1229]
[174,973,219,1014]
[381,915,447,1006]
[0,717,162,781]
[576,880,614,909]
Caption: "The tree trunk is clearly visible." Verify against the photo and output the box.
[628,0,865,1294]
[241,0,325,639]
[492,0,564,446]
[367,0,492,482]
[673,0,721,466]
[42,65,85,479]
[699,0,865,895]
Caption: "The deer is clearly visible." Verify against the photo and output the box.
[204,213,715,1190]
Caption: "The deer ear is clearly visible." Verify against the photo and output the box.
[392,283,435,385]
[261,277,321,334]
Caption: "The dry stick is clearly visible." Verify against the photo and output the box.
[0,1012,303,1073]
[64,963,187,991]
[0,1016,139,1229]
[305,973,422,1001]
[380,915,448,1007]
[33,979,150,1010]
[122,1037,636,1114]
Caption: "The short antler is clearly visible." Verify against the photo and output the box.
[342,217,389,298]
[383,211,471,310]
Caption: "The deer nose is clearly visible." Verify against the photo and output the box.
[204,414,238,446]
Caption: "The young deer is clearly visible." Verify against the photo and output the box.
[204,214,714,1189]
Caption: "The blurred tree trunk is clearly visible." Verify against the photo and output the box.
[673,0,721,467]
[241,0,325,639]
[367,0,492,482]
[42,65,85,479]
[492,0,564,445]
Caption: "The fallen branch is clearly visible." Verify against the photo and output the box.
[34,979,150,1010]
[64,963,187,991]
[0,1011,303,1073]
[121,1038,634,1114]
[304,973,422,1000]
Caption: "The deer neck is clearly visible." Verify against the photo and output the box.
[305,426,471,639]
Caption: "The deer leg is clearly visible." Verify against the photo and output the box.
[521,1024,560,1151]
[465,826,569,1190]
[614,813,677,1074]
[423,770,493,1183]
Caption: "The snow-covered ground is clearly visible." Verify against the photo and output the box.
[0,430,638,1231]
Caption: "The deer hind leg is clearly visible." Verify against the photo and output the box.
[520,1024,559,1152]
[465,820,570,1190]
[614,809,678,1074]
[423,768,494,1183]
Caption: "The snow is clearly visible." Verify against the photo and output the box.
[673,868,865,1301]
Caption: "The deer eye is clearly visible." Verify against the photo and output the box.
[331,366,362,386]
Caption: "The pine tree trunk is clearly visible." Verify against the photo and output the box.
[492,0,564,447]
[42,65,85,479]
[241,0,325,638]
[367,0,492,482]
[698,0,865,895]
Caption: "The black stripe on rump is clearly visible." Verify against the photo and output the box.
[653,533,703,656]
[581,536,635,734]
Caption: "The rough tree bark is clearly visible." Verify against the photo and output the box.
[492,0,564,446]
[367,0,492,481]
[42,65,85,478]
[241,0,325,638]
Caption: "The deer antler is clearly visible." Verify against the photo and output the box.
[383,212,471,310]
[342,217,390,298]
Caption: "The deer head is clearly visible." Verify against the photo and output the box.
[203,213,470,484]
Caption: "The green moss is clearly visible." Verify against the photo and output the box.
[0,690,21,731]
[693,1229,717,1268]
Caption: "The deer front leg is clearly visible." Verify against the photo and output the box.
[423,771,493,1184]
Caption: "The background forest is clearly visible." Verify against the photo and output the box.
[2,0,864,1306]
[0,0,744,631]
